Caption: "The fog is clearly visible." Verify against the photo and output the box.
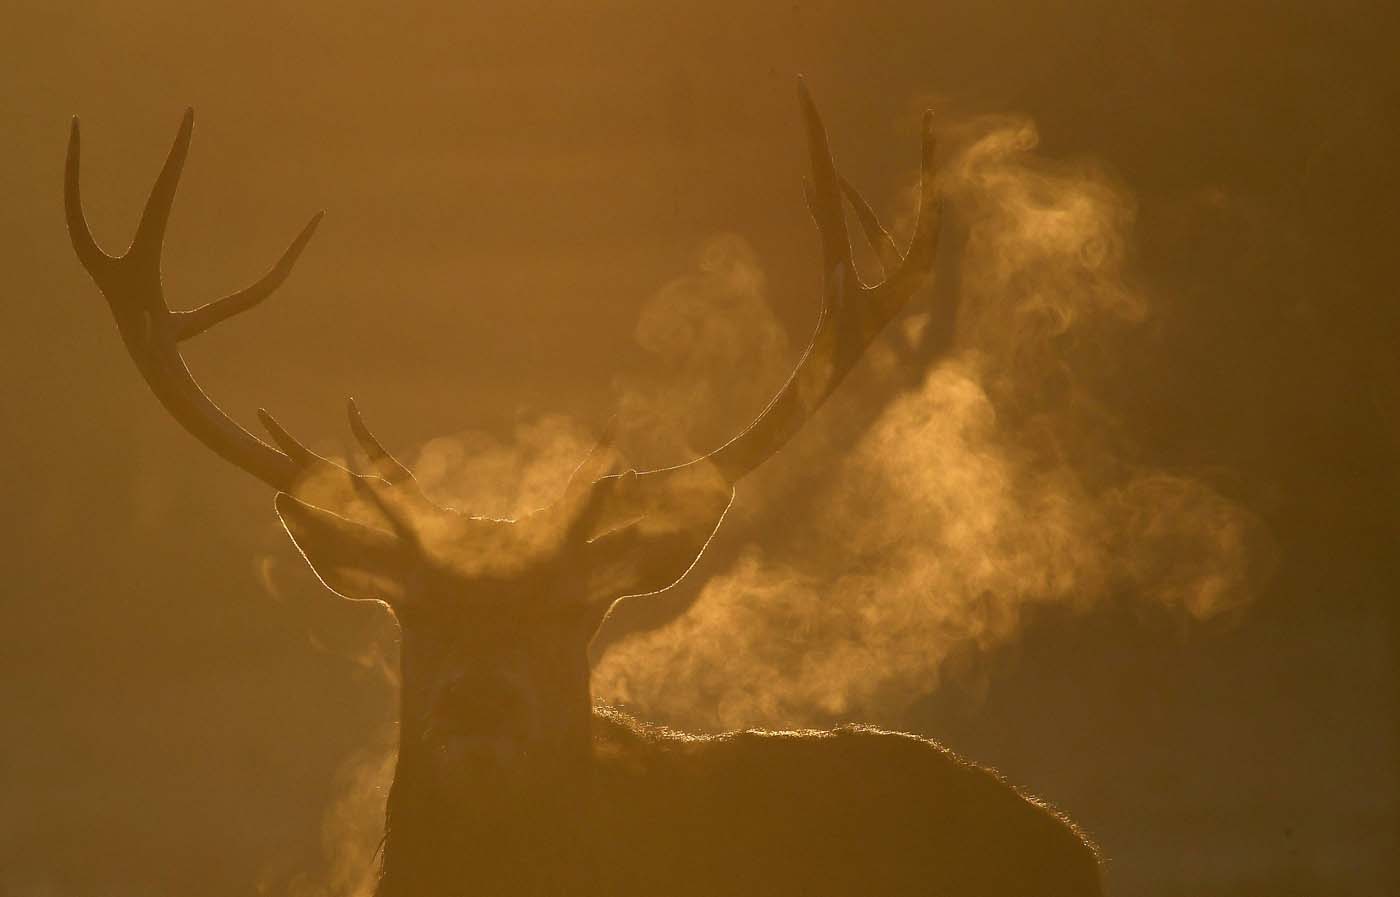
[1,1,1396,895]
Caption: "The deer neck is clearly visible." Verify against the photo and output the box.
[375,633,602,897]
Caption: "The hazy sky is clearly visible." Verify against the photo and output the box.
[2,2,1397,895]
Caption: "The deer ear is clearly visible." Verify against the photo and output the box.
[580,464,736,606]
[274,493,410,602]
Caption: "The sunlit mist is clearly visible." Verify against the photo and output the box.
[594,116,1272,729]
[7,3,1395,896]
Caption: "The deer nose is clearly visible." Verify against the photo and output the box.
[434,672,529,737]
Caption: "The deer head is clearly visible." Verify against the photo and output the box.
[65,80,941,890]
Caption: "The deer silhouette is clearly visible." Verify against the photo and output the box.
[65,80,1103,897]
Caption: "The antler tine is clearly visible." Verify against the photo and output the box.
[175,211,324,341]
[65,110,325,492]
[872,110,940,311]
[64,119,117,278]
[346,398,415,486]
[797,77,852,274]
[127,107,193,273]
[706,81,942,484]
[910,110,941,264]
[567,468,640,547]
[838,175,903,280]
[564,419,619,495]
[349,470,423,551]
[256,408,326,469]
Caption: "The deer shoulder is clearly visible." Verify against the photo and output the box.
[593,707,1102,897]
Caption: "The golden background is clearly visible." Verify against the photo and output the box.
[1,1,1396,894]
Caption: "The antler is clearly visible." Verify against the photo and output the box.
[65,109,332,491]
[707,80,940,483]
[66,87,937,560]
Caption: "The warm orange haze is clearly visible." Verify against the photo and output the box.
[64,80,1111,895]
[3,2,1397,896]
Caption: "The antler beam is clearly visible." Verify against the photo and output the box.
[65,110,323,491]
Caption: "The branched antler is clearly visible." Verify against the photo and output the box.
[66,82,942,589]
[707,79,940,482]
[66,109,324,490]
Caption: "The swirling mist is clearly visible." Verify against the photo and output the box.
[591,115,1274,730]
[262,113,1275,892]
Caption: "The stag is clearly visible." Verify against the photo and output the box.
[65,81,1102,897]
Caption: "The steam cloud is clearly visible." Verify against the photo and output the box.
[269,113,1274,890]
[615,233,794,463]
[591,115,1274,730]
[268,739,396,897]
